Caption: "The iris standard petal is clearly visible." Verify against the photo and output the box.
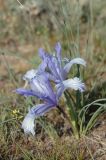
[56,77,85,97]
[38,44,63,82]
[47,56,60,79]
[63,58,86,76]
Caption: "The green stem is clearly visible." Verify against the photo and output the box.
[57,105,70,122]
[76,64,82,109]
[65,91,80,139]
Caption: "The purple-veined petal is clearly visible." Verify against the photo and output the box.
[39,73,57,103]
[56,82,65,99]
[52,56,63,80]
[22,113,35,135]
[15,88,49,101]
[56,77,85,97]
[30,103,56,116]
[22,102,56,135]
[31,78,47,94]
[15,88,40,97]
[63,58,86,77]
[39,44,62,82]
[30,73,57,103]
[47,56,60,79]
[46,55,63,82]
[38,48,61,81]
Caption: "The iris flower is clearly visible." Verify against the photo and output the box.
[16,42,86,135]
[39,42,86,96]
[16,72,58,135]
[39,43,86,82]
[16,70,85,135]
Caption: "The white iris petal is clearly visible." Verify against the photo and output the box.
[64,58,86,75]
[56,77,85,98]
[23,69,37,81]
[63,77,85,92]
[22,113,35,135]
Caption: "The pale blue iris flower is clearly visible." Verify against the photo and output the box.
[16,72,59,135]
[39,42,86,96]
[16,42,86,135]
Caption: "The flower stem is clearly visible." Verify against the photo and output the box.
[57,105,70,122]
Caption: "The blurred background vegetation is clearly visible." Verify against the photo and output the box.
[0,0,106,159]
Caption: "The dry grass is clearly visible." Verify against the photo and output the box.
[0,0,106,159]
